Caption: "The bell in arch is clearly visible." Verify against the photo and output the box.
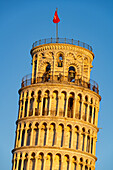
[68,66,76,82]
[70,70,75,78]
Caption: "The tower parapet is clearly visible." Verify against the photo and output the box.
[12,38,101,170]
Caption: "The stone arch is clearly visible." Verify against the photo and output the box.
[26,123,32,146]
[54,153,61,170]
[46,153,53,170]
[59,91,67,117]
[65,124,72,148]
[18,153,22,170]
[32,122,39,146]
[21,123,26,147]
[68,65,76,82]
[86,130,90,153]
[41,60,53,71]
[67,92,75,118]
[37,152,44,170]
[42,90,50,116]
[51,90,58,116]
[29,152,36,170]
[81,127,86,151]
[64,155,70,170]
[79,157,84,170]
[40,122,47,146]
[72,156,77,170]
[76,93,82,119]
[35,90,42,116]
[73,125,79,150]
[23,153,28,170]
[57,123,64,147]
[56,51,64,67]
[66,62,80,77]
[48,123,56,146]
[29,91,35,116]
[66,52,75,59]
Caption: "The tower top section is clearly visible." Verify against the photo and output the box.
[31,38,93,53]
[20,37,100,96]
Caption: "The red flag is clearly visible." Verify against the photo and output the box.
[53,9,60,23]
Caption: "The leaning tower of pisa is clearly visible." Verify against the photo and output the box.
[12,38,101,170]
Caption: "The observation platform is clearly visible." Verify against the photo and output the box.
[32,38,93,52]
[21,74,99,94]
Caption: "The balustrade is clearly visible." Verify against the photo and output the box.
[21,74,99,94]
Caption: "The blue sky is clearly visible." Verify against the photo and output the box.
[0,0,113,169]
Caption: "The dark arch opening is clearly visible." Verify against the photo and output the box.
[68,66,76,82]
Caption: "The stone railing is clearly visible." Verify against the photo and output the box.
[32,38,93,51]
[21,74,99,94]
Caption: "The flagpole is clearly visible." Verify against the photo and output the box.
[56,23,58,42]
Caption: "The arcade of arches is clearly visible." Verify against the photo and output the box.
[12,43,101,170]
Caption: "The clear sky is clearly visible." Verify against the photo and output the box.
[0,0,113,169]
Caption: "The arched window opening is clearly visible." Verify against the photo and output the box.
[30,153,36,170]
[51,91,58,116]
[57,124,64,147]
[24,92,29,117]
[35,91,41,116]
[20,124,25,146]
[66,125,72,148]
[14,159,17,169]
[33,57,37,83]
[43,90,50,116]
[49,123,56,146]
[18,154,22,170]
[18,95,21,119]
[33,123,39,146]
[72,156,77,170]
[20,93,24,118]
[86,135,90,153]
[84,96,88,121]
[58,54,63,67]
[75,126,79,150]
[19,100,23,118]
[91,137,93,154]
[26,124,32,146]
[60,91,66,117]
[29,91,34,116]
[23,154,28,170]
[17,128,20,147]
[37,153,44,170]
[86,159,88,164]
[55,154,61,170]
[61,125,64,147]
[41,123,47,146]
[80,164,83,170]
[85,165,88,170]
[46,63,51,72]
[43,63,51,82]
[91,98,93,104]
[80,158,83,170]
[21,129,25,146]
[67,93,74,118]
[93,107,96,124]
[79,94,82,119]
[68,66,76,82]
[64,155,69,170]
[89,106,92,123]
[46,153,53,170]
[76,94,82,119]
[82,128,85,151]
